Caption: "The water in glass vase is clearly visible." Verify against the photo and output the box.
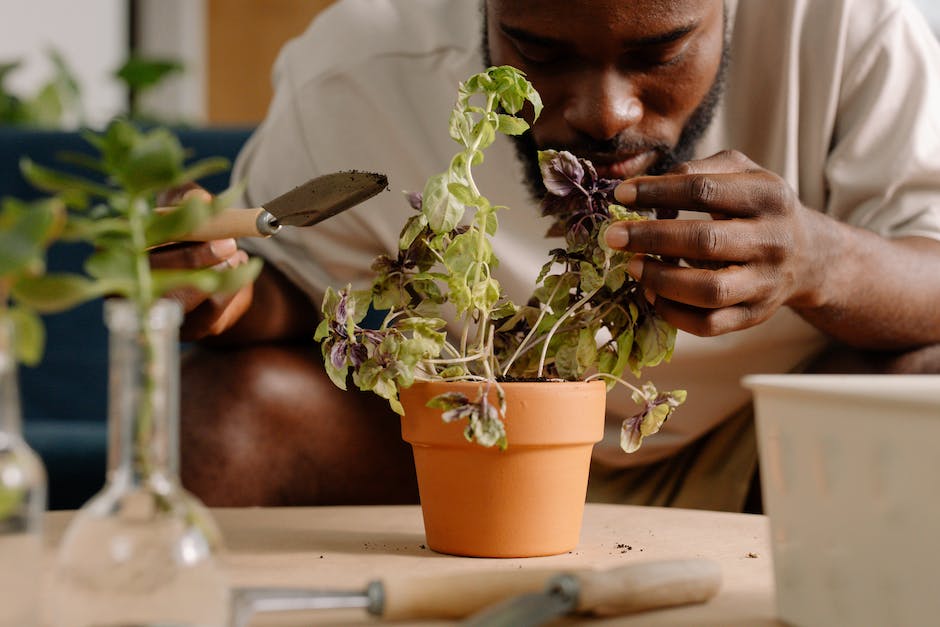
[0,319,46,627]
[51,300,228,627]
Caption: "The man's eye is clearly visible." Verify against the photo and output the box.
[512,43,559,65]
[633,41,690,69]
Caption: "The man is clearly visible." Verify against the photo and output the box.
[157,0,940,510]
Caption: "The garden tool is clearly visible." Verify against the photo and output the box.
[174,170,388,240]
[230,558,721,627]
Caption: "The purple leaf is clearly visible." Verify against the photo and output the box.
[404,191,423,211]
[541,151,585,197]
[330,340,348,370]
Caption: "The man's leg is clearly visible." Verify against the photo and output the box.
[179,343,419,506]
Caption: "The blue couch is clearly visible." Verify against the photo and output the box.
[0,126,253,509]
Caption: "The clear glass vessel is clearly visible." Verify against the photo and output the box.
[0,318,47,627]
[51,300,228,627]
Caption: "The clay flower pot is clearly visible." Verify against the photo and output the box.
[399,380,606,558]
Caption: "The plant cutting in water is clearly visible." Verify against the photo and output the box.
[12,119,262,467]
[317,65,685,453]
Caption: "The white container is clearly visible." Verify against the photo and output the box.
[743,374,940,627]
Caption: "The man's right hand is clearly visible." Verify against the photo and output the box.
[151,185,254,341]
[151,238,254,341]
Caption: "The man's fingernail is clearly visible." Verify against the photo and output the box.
[626,254,644,280]
[605,224,629,249]
[614,182,637,204]
[210,238,237,258]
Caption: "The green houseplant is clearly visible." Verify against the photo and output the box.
[0,195,62,625]
[316,66,685,557]
[13,119,261,626]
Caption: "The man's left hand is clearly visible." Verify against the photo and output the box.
[604,149,827,336]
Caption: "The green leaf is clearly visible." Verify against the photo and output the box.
[605,264,627,292]
[578,261,604,293]
[472,119,496,150]
[0,197,64,277]
[8,306,45,366]
[427,391,470,411]
[119,127,186,193]
[447,181,476,206]
[178,157,230,186]
[20,158,112,206]
[144,193,214,247]
[115,56,183,92]
[448,110,472,144]
[496,114,529,135]
[633,316,677,371]
[150,257,262,299]
[399,213,428,250]
[61,216,130,242]
[422,173,464,234]
[84,246,135,281]
[12,274,121,313]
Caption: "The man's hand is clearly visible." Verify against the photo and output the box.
[151,185,254,341]
[603,150,827,337]
[603,149,940,350]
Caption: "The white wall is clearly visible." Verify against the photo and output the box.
[0,0,128,127]
[136,0,206,124]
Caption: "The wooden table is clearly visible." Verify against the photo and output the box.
[43,504,778,625]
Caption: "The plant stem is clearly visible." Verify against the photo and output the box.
[500,279,564,376]
[584,371,645,397]
[536,287,599,378]
[128,193,157,478]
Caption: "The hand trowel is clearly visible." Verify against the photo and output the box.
[230,558,721,627]
[173,170,388,241]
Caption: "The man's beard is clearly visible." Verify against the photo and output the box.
[480,3,731,200]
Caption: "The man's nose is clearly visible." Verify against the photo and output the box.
[563,71,643,141]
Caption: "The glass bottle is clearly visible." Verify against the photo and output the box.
[0,318,47,627]
[52,299,228,627]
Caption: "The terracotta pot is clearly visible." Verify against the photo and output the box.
[399,380,606,558]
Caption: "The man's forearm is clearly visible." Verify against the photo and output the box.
[791,218,940,350]
[204,264,320,346]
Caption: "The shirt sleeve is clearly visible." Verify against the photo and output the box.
[825,2,940,241]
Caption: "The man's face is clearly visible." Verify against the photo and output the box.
[485,0,726,190]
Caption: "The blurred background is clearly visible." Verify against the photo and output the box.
[1,0,938,131]
[0,0,333,128]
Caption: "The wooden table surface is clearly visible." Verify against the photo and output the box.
[43,504,779,626]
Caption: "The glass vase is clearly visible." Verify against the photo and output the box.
[0,318,47,627]
[51,299,228,627]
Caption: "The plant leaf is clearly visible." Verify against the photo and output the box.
[422,173,464,234]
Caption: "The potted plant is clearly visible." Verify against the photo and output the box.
[13,119,262,626]
[0,195,63,625]
[316,66,685,557]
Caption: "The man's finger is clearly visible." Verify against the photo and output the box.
[632,259,757,309]
[150,239,239,270]
[615,171,785,218]
[666,149,758,176]
[607,218,761,261]
[157,182,212,206]
[653,297,770,337]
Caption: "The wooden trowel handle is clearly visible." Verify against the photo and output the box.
[575,558,722,616]
[379,558,721,620]
[155,206,278,241]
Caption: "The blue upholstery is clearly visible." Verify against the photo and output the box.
[0,126,253,509]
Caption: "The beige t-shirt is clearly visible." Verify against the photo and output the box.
[233,0,940,468]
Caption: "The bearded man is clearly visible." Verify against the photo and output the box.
[155,0,940,511]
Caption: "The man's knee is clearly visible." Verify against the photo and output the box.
[179,343,418,506]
